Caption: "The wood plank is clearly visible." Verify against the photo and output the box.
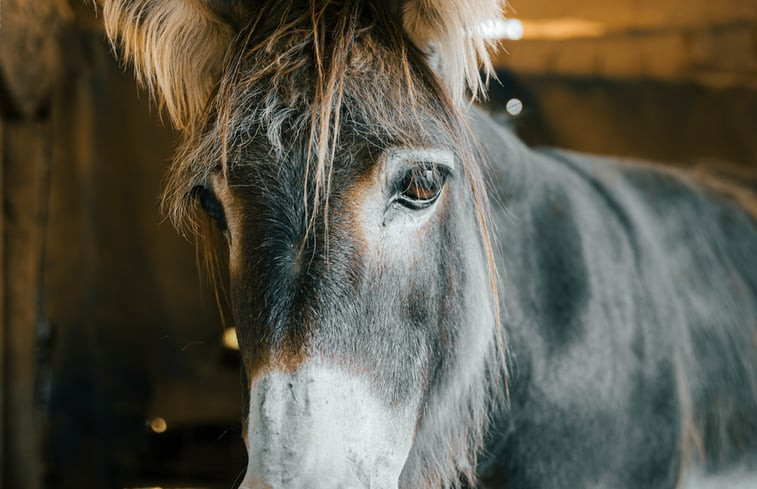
[2,119,50,489]
[494,23,757,89]
[0,105,5,489]
[507,0,757,29]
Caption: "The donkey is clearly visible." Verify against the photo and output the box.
[99,1,757,487]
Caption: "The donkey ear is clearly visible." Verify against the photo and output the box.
[100,0,252,133]
[400,0,505,105]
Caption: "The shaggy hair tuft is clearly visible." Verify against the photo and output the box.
[100,0,506,132]
[402,0,505,103]
[101,0,240,132]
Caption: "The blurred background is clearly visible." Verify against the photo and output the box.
[1,1,755,488]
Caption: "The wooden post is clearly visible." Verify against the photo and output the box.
[0,103,5,489]
[1,120,51,489]
[0,1,69,487]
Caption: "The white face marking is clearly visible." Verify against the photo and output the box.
[238,360,418,489]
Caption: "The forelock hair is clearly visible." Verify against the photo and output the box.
[163,0,472,235]
[101,0,504,134]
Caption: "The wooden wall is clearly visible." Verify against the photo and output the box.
[1,2,243,488]
[1,2,71,487]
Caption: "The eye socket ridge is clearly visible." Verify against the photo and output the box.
[191,185,227,231]
[393,162,451,210]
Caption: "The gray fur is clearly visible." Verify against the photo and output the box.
[473,110,757,487]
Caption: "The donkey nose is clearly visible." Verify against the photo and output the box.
[238,474,375,489]
[239,360,416,489]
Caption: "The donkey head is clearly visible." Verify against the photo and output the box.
[102,1,506,487]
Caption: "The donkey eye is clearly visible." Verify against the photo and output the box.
[395,163,449,210]
[192,186,227,231]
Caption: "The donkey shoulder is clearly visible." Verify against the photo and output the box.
[477,114,757,485]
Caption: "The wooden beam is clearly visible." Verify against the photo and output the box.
[506,0,757,30]
[494,22,757,89]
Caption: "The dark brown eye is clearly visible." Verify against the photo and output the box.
[192,186,227,231]
[395,163,449,210]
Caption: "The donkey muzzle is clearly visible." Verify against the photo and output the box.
[238,361,417,489]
